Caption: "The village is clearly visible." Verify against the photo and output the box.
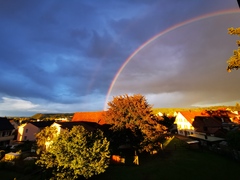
[1,103,240,179]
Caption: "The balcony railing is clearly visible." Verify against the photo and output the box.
[0,135,15,142]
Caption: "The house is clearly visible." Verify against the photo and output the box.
[17,121,54,141]
[0,117,15,147]
[51,121,99,134]
[156,112,163,116]
[175,110,240,146]
[174,111,204,136]
[55,117,71,122]
[72,111,106,125]
[41,121,101,150]
[192,116,229,138]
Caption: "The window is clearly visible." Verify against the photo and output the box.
[24,136,27,140]
[26,129,28,133]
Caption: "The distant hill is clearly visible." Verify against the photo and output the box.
[31,113,74,120]
[153,105,238,116]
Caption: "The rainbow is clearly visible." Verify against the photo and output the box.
[104,9,240,110]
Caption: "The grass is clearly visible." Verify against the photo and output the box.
[91,137,240,180]
[0,168,43,180]
[0,171,23,180]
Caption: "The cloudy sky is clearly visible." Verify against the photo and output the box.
[0,0,240,117]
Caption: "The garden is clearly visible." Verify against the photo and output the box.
[1,136,239,180]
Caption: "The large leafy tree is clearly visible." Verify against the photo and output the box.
[226,129,240,151]
[104,94,166,153]
[227,27,240,72]
[36,125,110,180]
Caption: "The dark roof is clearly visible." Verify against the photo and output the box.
[30,121,55,128]
[193,116,223,134]
[55,121,99,132]
[0,117,15,131]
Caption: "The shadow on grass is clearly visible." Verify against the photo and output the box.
[90,136,240,180]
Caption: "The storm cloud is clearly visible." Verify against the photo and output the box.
[0,0,239,116]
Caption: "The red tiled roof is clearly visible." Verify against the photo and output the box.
[72,111,106,125]
[179,111,207,124]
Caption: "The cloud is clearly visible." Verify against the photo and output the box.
[108,12,240,108]
[0,0,239,116]
[0,97,39,110]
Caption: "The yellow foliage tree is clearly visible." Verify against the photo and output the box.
[227,27,240,72]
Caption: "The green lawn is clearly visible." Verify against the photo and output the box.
[0,171,22,180]
[91,137,240,180]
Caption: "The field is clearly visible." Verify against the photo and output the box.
[1,136,239,180]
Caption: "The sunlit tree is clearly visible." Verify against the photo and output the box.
[36,125,110,180]
[227,27,240,72]
[35,126,58,155]
[104,94,167,153]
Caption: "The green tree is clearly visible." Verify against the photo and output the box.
[158,113,175,131]
[36,126,110,180]
[35,126,58,155]
[226,129,240,151]
[104,94,166,153]
[235,102,240,111]
[227,27,240,72]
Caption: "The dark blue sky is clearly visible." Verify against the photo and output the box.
[0,0,239,116]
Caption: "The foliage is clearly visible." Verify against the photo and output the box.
[153,105,239,115]
[31,113,74,120]
[104,94,167,153]
[35,126,58,155]
[226,129,240,151]
[158,114,175,130]
[227,27,240,72]
[36,126,110,180]
[233,103,240,111]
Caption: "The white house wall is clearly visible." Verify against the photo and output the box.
[175,113,195,136]
[51,123,64,135]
